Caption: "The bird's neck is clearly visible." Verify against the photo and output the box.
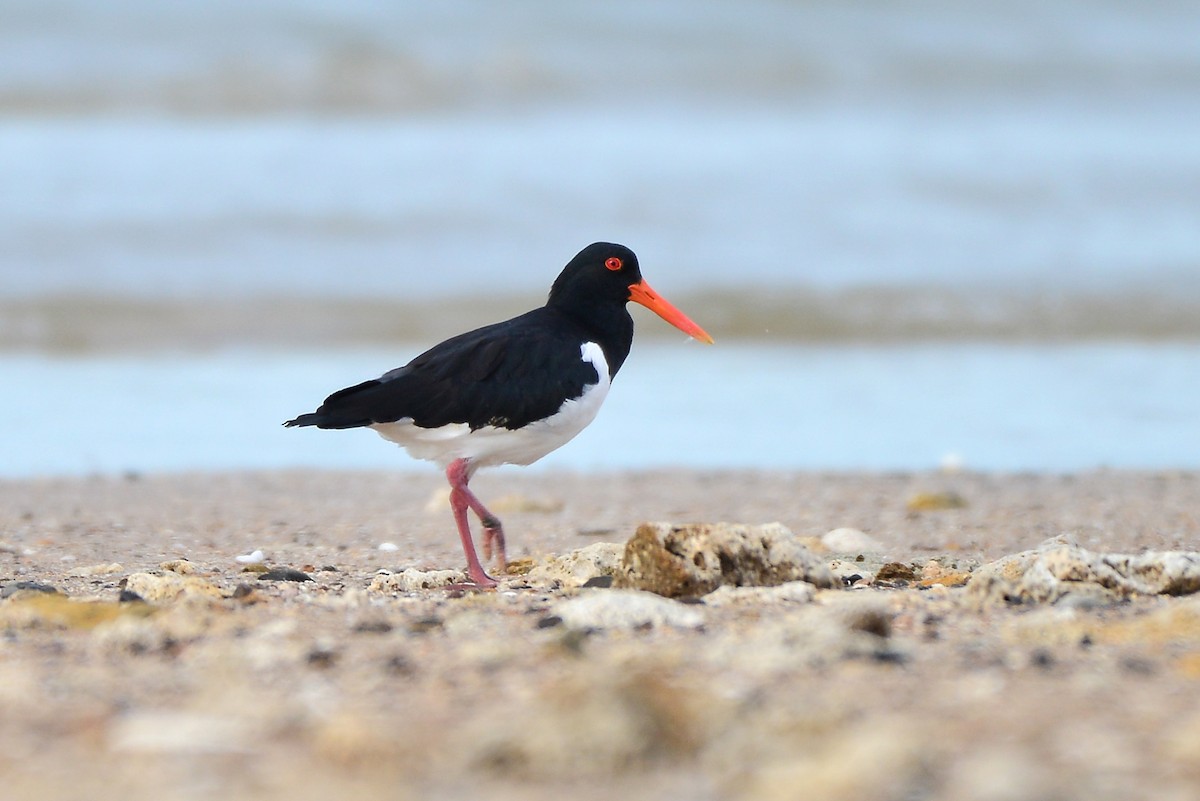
[546,301,634,377]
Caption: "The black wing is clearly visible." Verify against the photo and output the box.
[284,308,601,431]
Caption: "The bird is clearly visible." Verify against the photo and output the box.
[284,242,713,588]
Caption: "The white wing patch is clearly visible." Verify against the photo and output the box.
[371,341,612,469]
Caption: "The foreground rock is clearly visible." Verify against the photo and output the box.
[552,589,705,630]
[617,522,838,597]
[969,535,1200,606]
[528,542,624,588]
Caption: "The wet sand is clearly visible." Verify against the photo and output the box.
[2,469,1200,800]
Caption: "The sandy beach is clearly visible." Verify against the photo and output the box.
[2,468,1200,800]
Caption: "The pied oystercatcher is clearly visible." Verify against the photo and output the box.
[284,242,713,587]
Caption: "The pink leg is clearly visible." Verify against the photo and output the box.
[445,458,506,587]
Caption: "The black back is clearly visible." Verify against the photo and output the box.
[285,243,641,431]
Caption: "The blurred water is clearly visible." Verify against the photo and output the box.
[3,343,1198,477]
[2,0,1198,305]
[2,1,1198,474]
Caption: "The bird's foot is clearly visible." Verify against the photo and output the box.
[449,564,499,591]
[480,517,507,570]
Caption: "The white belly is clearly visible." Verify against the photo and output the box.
[370,341,612,469]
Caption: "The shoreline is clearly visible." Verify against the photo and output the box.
[5,468,1197,567]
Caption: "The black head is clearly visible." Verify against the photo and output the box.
[547,242,643,311]
[546,241,713,345]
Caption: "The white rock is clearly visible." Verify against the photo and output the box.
[370,568,464,592]
[704,581,818,606]
[553,589,704,630]
[109,711,258,755]
[235,549,265,564]
[968,535,1200,605]
[123,571,224,602]
[69,562,124,577]
[377,542,401,552]
[821,528,884,553]
[527,542,624,588]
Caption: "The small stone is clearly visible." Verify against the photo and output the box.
[123,572,225,602]
[257,568,314,582]
[553,589,704,630]
[837,598,894,638]
[384,654,415,676]
[906,491,968,511]
[504,556,536,576]
[377,542,401,552]
[703,581,818,606]
[353,618,394,634]
[109,711,257,755]
[307,645,338,668]
[828,558,876,586]
[875,562,918,583]
[1,581,59,599]
[235,549,265,564]
[69,563,124,577]
[408,616,443,633]
[159,559,196,574]
[821,527,884,553]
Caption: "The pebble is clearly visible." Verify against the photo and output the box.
[108,711,258,755]
[257,568,315,582]
[235,549,265,564]
[906,491,968,511]
[68,563,124,577]
[0,580,59,598]
[377,542,401,552]
[123,572,225,602]
[703,581,818,606]
[821,527,884,553]
[553,589,704,630]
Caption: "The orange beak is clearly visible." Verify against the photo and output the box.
[627,280,714,344]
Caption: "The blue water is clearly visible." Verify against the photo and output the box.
[2,0,1199,300]
[2,0,1198,476]
[4,343,1198,477]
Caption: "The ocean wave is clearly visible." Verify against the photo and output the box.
[5,287,1200,354]
[2,0,1197,116]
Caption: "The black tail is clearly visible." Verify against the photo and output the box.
[284,378,390,430]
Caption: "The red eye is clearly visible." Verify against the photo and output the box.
[605,257,623,271]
